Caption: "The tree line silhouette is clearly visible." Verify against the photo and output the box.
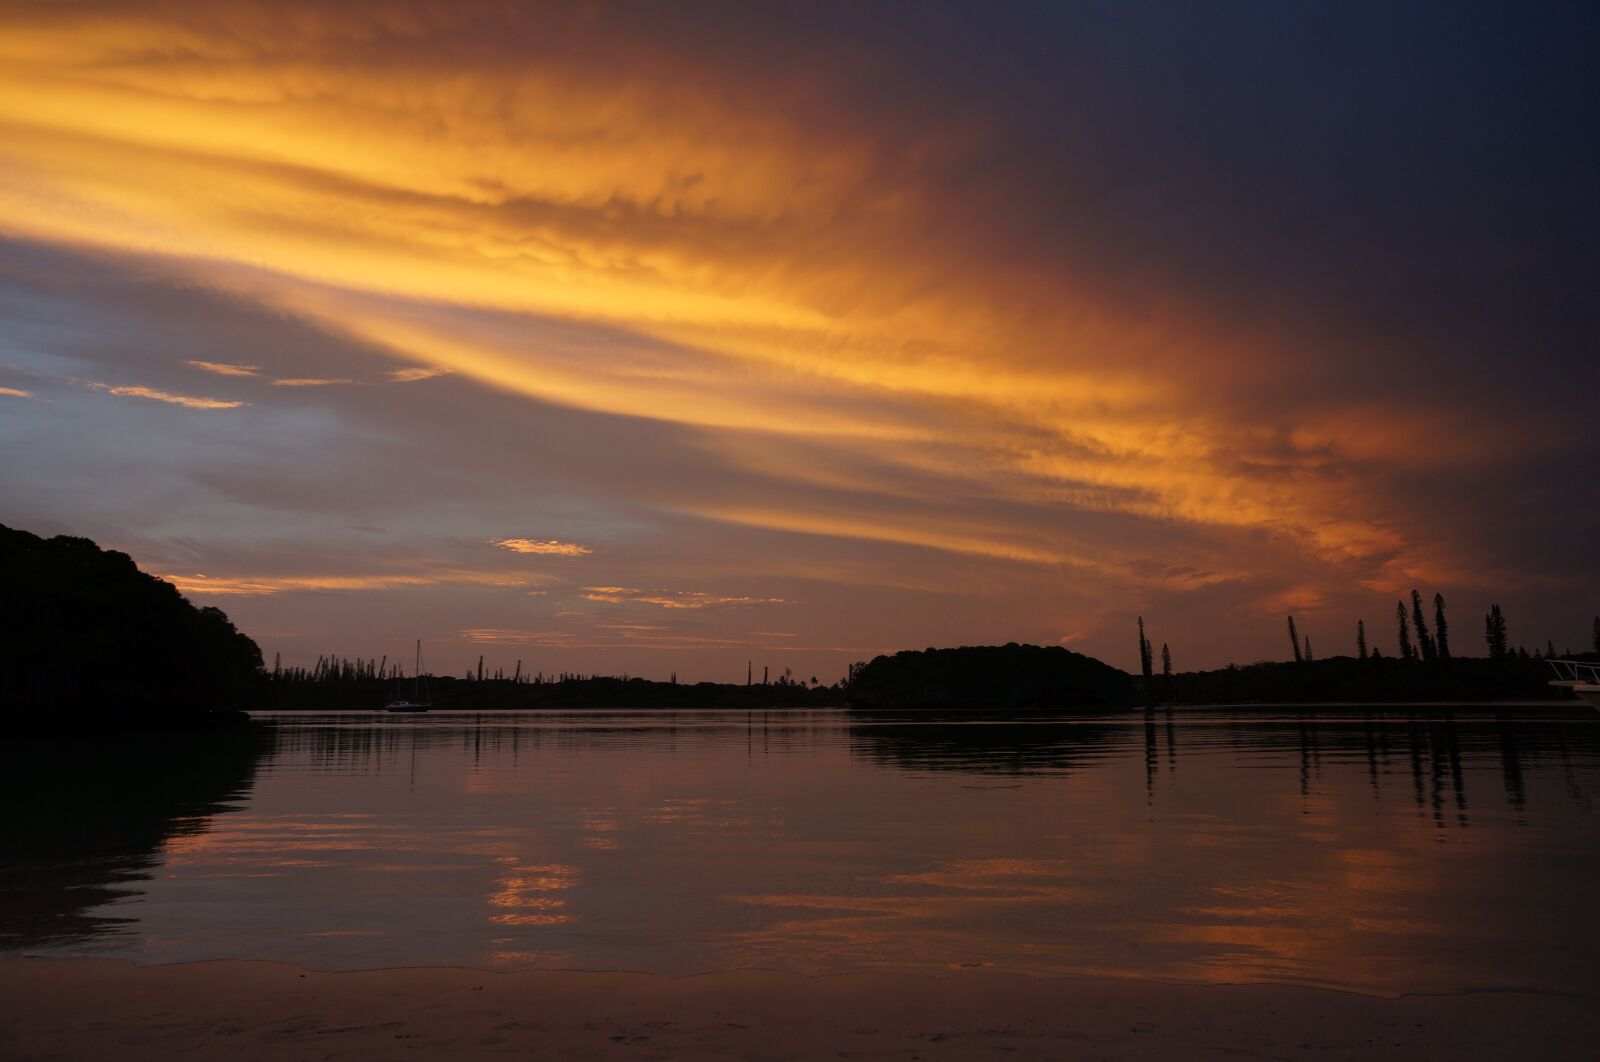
[2,524,260,732]
[261,652,841,710]
[1137,591,1599,706]
[7,523,1595,722]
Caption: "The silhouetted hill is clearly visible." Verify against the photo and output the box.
[0,524,262,729]
[846,644,1137,709]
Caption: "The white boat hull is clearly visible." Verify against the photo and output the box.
[1548,661,1600,710]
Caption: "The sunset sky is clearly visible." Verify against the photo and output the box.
[2,1,1595,680]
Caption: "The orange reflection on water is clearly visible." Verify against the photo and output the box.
[487,862,580,928]
[19,709,1594,996]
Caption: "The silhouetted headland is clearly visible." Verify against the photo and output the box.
[1,524,261,733]
[846,644,1137,709]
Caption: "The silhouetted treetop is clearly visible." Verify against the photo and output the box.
[846,643,1136,709]
[1433,593,1451,661]
[1396,600,1415,661]
[0,524,262,727]
[1485,604,1509,660]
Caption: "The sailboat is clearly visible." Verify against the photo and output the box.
[385,639,433,712]
[1548,659,1600,710]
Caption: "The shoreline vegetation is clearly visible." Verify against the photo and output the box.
[257,647,1589,712]
[4,524,1594,729]
[2,525,259,734]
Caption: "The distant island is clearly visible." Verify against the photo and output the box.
[4,523,1592,727]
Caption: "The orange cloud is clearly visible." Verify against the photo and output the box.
[0,0,1552,640]
[579,586,788,609]
[493,538,593,556]
[187,360,259,376]
[88,382,244,410]
[389,366,450,382]
[163,569,535,596]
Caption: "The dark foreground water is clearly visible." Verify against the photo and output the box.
[3,707,1598,995]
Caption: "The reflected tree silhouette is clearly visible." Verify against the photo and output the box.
[0,728,272,949]
[849,711,1118,776]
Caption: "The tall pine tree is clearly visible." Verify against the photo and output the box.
[1411,590,1435,661]
[1434,593,1451,661]
[1485,604,1508,659]
[1396,600,1415,660]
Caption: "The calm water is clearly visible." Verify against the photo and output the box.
[3,707,1598,995]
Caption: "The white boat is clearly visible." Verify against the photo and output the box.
[386,640,433,712]
[1547,660,1600,709]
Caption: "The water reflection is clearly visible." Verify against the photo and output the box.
[849,710,1118,775]
[0,728,270,950]
[1,708,1596,996]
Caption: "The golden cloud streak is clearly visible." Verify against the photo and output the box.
[579,586,789,609]
[0,4,1490,590]
[163,570,534,596]
[389,366,450,382]
[493,538,593,556]
[88,382,244,410]
[460,627,860,652]
[187,360,259,376]
[0,386,33,398]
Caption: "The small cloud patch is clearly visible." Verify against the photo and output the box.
[580,586,787,609]
[0,386,33,398]
[187,360,259,377]
[90,383,244,410]
[494,538,593,557]
[391,366,451,382]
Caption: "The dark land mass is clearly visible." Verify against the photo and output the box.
[0,524,261,732]
[1150,652,1589,706]
[261,642,1135,711]
[3,524,1587,721]
[845,644,1137,709]
[260,645,1584,712]
[265,671,841,710]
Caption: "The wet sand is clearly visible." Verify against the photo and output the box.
[0,958,1590,1060]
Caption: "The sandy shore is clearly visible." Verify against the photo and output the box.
[0,958,1589,1061]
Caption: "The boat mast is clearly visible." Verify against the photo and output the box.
[414,639,422,701]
